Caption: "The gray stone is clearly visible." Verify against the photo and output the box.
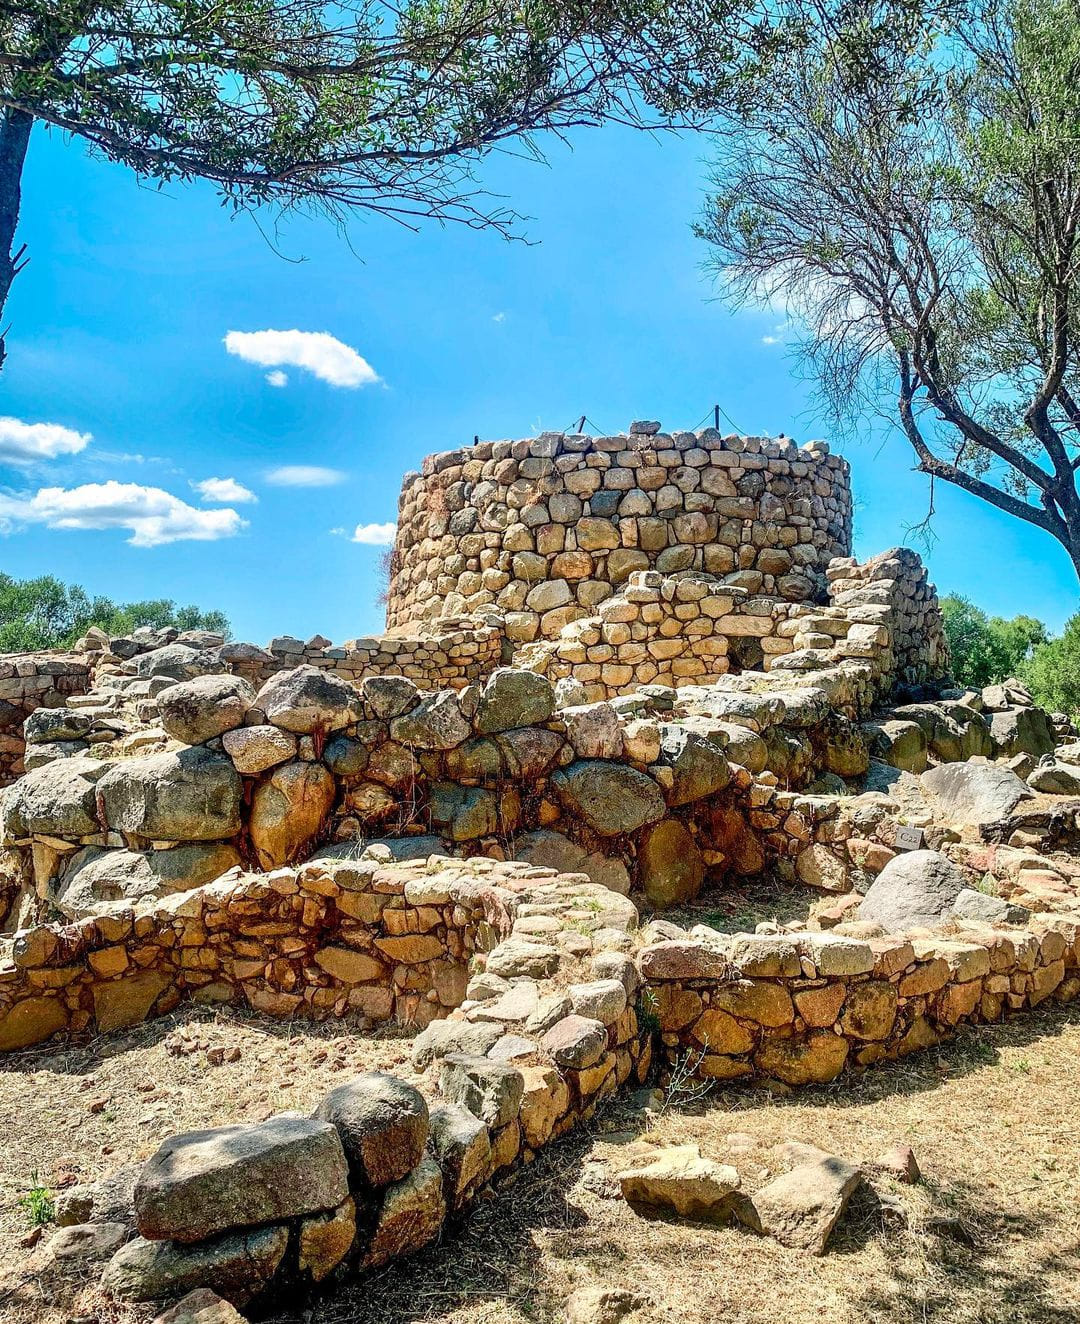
[1028,761,1080,795]
[892,703,991,762]
[44,1221,129,1267]
[157,675,254,746]
[390,690,470,749]
[858,850,969,933]
[485,938,560,979]
[551,760,665,836]
[753,1154,863,1254]
[921,761,1034,827]
[952,888,1031,925]
[55,843,241,917]
[541,1015,607,1069]
[135,645,219,682]
[638,818,704,907]
[989,706,1056,759]
[102,1225,288,1305]
[428,1104,491,1207]
[658,725,732,805]
[411,1019,502,1071]
[313,1072,429,1188]
[98,747,243,841]
[134,1115,349,1243]
[55,1163,140,1230]
[1,755,109,839]
[256,665,363,734]
[474,668,555,733]
[361,1155,445,1270]
[440,1054,524,1129]
[428,782,507,841]
[568,979,627,1025]
[322,733,368,776]
[150,1288,248,1324]
[361,674,420,721]
[860,719,928,773]
[23,706,92,745]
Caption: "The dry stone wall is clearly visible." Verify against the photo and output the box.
[386,422,853,640]
[0,652,90,784]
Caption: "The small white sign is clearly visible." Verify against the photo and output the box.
[894,825,925,851]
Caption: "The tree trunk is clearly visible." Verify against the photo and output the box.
[0,108,33,374]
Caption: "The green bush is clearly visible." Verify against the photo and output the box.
[0,574,228,652]
[1022,615,1080,719]
[941,595,1048,689]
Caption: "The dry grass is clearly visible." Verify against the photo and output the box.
[5,1002,1080,1324]
[659,875,815,934]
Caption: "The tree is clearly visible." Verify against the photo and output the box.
[1023,613,1080,716]
[940,593,1047,687]
[0,0,783,371]
[698,0,1080,581]
[0,573,228,651]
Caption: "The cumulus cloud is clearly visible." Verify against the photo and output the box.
[224,329,380,388]
[265,370,288,388]
[492,312,506,323]
[265,465,347,488]
[192,476,257,504]
[0,417,92,465]
[0,482,248,547]
[351,522,396,546]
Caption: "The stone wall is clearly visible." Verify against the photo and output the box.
[0,652,91,785]
[641,913,1080,1087]
[386,423,853,639]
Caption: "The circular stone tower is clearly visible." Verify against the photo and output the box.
[385,421,852,642]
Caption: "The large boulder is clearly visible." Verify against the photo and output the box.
[858,849,968,932]
[657,725,731,806]
[135,645,219,682]
[102,1225,288,1305]
[55,843,241,917]
[638,819,704,907]
[23,706,92,745]
[157,675,255,746]
[989,706,1056,759]
[891,702,991,763]
[551,761,665,837]
[512,829,631,895]
[249,761,335,868]
[220,724,297,774]
[474,668,555,733]
[256,666,362,734]
[389,690,470,750]
[921,762,1033,828]
[98,747,243,841]
[1,755,110,839]
[313,1073,429,1188]
[134,1115,348,1243]
[861,719,928,774]
[1027,761,1080,795]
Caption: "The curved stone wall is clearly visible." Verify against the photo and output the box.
[386,422,853,640]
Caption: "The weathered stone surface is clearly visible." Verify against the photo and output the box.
[838,981,897,1040]
[411,1019,502,1070]
[221,724,297,774]
[512,828,631,895]
[989,706,1055,759]
[485,938,560,979]
[0,993,68,1050]
[298,1196,356,1282]
[541,1015,607,1069]
[429,1103,491,1206]
[568,978,627,1025]
[56,1164,140,1231]
[638,818,704,907]
[753,1154,862,1254]
[150,1288,249,1324]
[56,843,241,917]
[952,888,1031,925]
[249,761,335,868]
[475,668,555,733]
[551,760,665,836]
[24,706,92,745]
[859,850,969,933]
[157,675,254,746]
[618,1144,742,1219]
[135,645,218,682]
[361,1156,445,1269]
[134,1115,349,1243]
[98,747,242,841]
[102,1225,288,1305]
[2,754,108,839]
[754,1032,849,1085]
[93,969,172,1033]
[361,674,420,720]
[1028,761,1080,794]
[314,1073,429,1188]
[389,690,470,750]
[893,702,992,763]
[657,725,731,806]
[257,665,363,734]
[440,1054,524,1128]
[861,719,928,773]
[921,762,1033,827]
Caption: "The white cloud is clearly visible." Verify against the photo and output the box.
[192,476,257,504]
[265,465,347,488]
[265,370,288,388]
[351,521,396,546]
[0,417,92,465]
[761,320,790,347]
[492,312,506,323]
[224,329,380,388]
[0,482,248,547]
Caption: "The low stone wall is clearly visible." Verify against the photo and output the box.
[386,423,853,637]
[641,915,1080,1086]
[0,652,91,785]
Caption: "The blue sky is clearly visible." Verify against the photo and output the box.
[2,121,1076,643]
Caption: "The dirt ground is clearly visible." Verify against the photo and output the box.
[4,999,1080,1324]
